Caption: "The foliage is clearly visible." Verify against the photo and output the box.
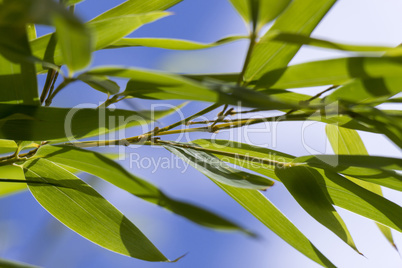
[0,0,401,267]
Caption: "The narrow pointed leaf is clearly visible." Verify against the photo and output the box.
[275,166,360,253]
[0,258,40,268]
[244,0,336,82]
[326,125,398,250]
[24,158,169,262]
[77,74,120,94]
[0,26,38,105]
[31,12,170,73]
[53,14,92,73]
[86,66,297,110]
[207,180,335,267]
[0,165,27,197]
[34,145,252,234]
[228,0,292,28]
[195,139,402,232]
[107,36,246,50]
[256,56,402,89]
[0,104,177,141]
[266,31,401,53]
[163,142,275,190]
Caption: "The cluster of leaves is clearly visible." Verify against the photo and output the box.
[0,0,401,267]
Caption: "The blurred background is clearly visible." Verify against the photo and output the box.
[1,0,402,267]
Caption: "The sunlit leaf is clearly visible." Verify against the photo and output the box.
[24,158,169,262]
[195,139,402,232]
[34,145,252,234]
[31,12,170,73]
[326,125,398,250]
[256,56,402,89]
[0,165,27,197]
[53,14,92,73]
[228,0,292,29]
[244,0,336,82]
[107,36,246,50]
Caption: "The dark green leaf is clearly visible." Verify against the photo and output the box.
[0,26,38,105]
[0,104,176,141]
[0,258,40,268]
[77,74,120,94]
[24,158,169,262]
[275,166,360,253]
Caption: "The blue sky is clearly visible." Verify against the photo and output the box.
[1,0,402,267]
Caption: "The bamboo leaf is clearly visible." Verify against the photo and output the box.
[53,14,92,73]
[0,165,27,197]
[266,31,401,53]
[34,145,252,234]
[0,258,40,268]
[244,0,336,82]
[106,36,246,50]
[86,66,297,110]
[214,182,335,267]
[31,12,170,73]
[326,125,398,250]
[256,56,402,89]
[221,0,292,29]
[24,158,169,262]
[0,104,176,141]
[162,142,275,190]
[0,26,38,105]
[195,140,402,232]
[77,74,120,94]
[275,166,360,254]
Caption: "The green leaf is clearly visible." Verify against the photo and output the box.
[163,142,275,190]
[0,165,27,197]
[244,0,336,82]
[0,258,40,268]
[106,36,246,50]
[266,31,401,53]
[195,139,402,232]
[324,77,402,104]
[326,125,398,250]
[0,104,175,141]
[31,12,170,73]
[90,0,182,22]
[34,145,252,234]
[0,26,38,105]
[256,56,402,89]
[228,0,292,29]
[209,180,335,267]
[64,0,85,5]
[24,158,169,262]
[86,66,297,110]
[77,74,120,94]
[275,166,360,253]
[53,14,92,73]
